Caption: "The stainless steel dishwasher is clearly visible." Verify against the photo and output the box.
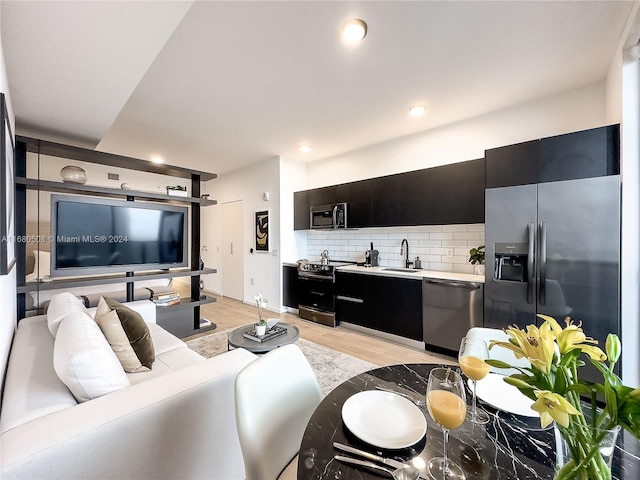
[422,278,484,352]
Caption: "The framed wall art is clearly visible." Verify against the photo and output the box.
[0,93,15,275]
[255,210,269,252]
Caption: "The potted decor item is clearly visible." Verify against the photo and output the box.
[468,245,485,275]
[254,293,268,336]
[487,315,640,480]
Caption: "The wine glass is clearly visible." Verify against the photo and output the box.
[458,337,490,425]
[426,367,467,480]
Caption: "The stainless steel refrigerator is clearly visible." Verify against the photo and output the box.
[484,175,621,355]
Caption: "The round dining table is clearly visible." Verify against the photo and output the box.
[297,364,639,480]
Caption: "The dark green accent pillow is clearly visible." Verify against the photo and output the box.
[105,298,155,369]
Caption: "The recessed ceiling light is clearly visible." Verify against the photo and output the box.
[150,156,164,164]
[342,19,367,44]
[299,144,312,153]
[409,105,427,117]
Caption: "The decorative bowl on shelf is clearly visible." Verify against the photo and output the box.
[60,165,87,184]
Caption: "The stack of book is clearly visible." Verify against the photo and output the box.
[152,291,180,307]
[243,325,287,343]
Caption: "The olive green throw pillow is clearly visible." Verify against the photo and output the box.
[99,297,155,371]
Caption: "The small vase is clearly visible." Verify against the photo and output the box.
[473,264,485,275]
[554,422,620,480]
[255,324,266,336]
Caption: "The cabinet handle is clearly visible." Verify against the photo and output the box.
[336,295,364,304]
[230,242,233,255]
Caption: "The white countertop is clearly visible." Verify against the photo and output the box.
[335,264,484,283]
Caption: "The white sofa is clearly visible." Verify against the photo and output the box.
[0,295,257,479]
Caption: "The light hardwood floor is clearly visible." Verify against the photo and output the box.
[184,289,456,367]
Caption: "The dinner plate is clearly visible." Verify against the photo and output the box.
[471,373,539,417]
[341,390,427,449]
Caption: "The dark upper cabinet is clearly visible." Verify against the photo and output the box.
[485,139,540,188]
[486,124,620,188]
[295,158,484,230]
[336,180,373,228]
[371,158,484,226]
[539,125,619,182]
[293,191,310,230]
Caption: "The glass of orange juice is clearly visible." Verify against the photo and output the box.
[458,337,490,425]
[426,367,467,480]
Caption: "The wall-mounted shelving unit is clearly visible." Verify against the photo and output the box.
[15,136,218,337]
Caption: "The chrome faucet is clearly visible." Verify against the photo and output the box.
[401,239,412,268]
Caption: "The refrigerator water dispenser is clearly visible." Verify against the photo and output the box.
[493,243,528,282]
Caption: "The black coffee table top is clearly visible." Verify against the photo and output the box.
[227,322,300,353]
[297,363,639,480]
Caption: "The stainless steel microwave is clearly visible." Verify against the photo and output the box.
[310,203,347,229]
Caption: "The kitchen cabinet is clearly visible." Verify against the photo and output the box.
[335,272,422,340]
[371,158,484,226]
[293,157,484,230]
[283,265,301,308]
[485,124,620,188]
[293,191,310,230]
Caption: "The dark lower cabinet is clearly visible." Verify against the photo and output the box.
[335,272,422,341]
[283,265,300,308]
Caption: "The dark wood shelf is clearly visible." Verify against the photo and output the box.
[155,295,217,310]
[17,135,217,182]
[16,177,217,205]
[17,268,218,294]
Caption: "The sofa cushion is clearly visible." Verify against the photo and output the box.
[0,316,77,433]
[47,292,88,337]
[94,298,150,373]
[104,298,155,369]
[53,312,130,402]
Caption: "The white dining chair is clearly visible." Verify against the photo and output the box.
[234,344,323,480]
[465,327,531,375]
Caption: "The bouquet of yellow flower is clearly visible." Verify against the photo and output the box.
[487,314,640,480]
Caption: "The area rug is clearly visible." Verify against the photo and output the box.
[186,330,377,395]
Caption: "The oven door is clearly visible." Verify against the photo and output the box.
[298,274,336,326]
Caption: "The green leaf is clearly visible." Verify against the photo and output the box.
[484,359,513,369]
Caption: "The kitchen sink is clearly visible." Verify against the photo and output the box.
[382,267,422,273]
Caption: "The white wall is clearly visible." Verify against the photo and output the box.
[619,45,640,387]
[0,2,17,392]
[200,157,282,313]
[305,84,606,189]
[279,156,307,264]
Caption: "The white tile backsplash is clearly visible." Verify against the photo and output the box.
[305,224,485,274]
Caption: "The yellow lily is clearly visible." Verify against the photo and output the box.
[490,323,555,374]
[538,315,606,362]
[531,390,581,428]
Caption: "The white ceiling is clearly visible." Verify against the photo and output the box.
[1,1,638,175]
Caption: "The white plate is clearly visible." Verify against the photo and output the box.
[471,373,539,418]
[341,390,427,449]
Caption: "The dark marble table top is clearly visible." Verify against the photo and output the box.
[298,364,640,480]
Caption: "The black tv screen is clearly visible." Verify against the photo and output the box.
[51,195,188,277]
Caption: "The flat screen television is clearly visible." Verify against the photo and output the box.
[50,195,188,277]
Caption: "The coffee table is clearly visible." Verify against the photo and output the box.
[227,322,300,353]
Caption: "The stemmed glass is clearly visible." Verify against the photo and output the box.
[458,337,491,425]
[426,367,467,480]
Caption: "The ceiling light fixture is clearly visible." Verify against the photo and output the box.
[299,144,312,153]
[150,156,164,164]
[409,105,427,117]
[342,19,367,43]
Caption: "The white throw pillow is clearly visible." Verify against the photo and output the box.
[53,311,130,403]
[47,292,87,337]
